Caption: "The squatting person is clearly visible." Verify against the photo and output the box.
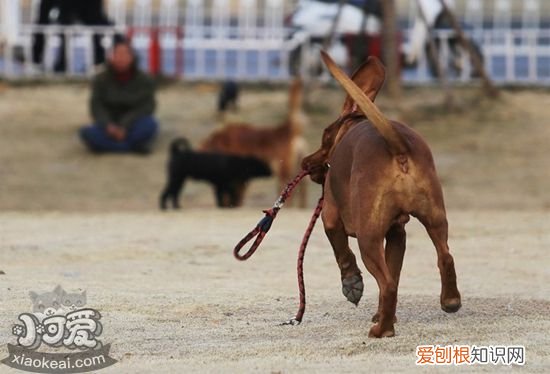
[79,39,158,154]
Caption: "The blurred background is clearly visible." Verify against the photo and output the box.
[1,0,550,83]
[0,0,549,212]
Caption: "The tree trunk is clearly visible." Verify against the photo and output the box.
[381,0,401,98]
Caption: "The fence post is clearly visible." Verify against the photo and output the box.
[186,0,205,78]
[464,0,483,31]
[1,0,20,44]
[505,30,513,82]
[213,0,231,78]
[266,0,285,78]
[160,0,180,77]
[1,0,20,77]
[493,0,511,30]
[522,0,540,30]
[265,0,283,40]
[132,0,153,73]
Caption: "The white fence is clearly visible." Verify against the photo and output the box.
[0,0,308,80]
[1,0,550,85]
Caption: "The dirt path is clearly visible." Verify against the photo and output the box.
[0,210,548,372]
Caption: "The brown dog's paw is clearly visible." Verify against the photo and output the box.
[342,274,363,306]
[368,323,395,338]
[441,298,462,313]
[371,312,397,323]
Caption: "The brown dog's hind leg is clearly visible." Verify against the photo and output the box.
[372,223,406,323]
[425,217,461,313]
[322,202,363,306]
[357,229,397,338]
[416,205,461,313]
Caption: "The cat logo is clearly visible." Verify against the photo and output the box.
[2,286,117,373]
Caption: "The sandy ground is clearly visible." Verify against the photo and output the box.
[0,83,549,372]
[0,210,548,372]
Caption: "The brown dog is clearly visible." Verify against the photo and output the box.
[302,52,461,338]
[200,78,308,207]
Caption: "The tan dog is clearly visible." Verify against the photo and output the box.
[302,52,461,338]
[201,78,308,207]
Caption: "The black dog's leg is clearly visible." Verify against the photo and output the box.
[160,179,172,210]
[229,184,239,207]
[217,96,227,113]
[171,176,185,209]
[215,184,234,208]
[214,184,223,207]
[229,181,247,207]
[160,188,170,210]
[160,168,186,210]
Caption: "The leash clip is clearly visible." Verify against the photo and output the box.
[272,196,284,209]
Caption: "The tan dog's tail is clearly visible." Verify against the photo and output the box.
[320,51,408,155]
[288,76,306,136]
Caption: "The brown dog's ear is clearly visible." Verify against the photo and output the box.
[341,56,385,115]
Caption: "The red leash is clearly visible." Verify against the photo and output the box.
[283,195,324,325]
[233,170,324,325]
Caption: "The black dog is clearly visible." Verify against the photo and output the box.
[218,81,239,113]
[160,138,272,209]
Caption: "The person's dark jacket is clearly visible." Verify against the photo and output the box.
[90,64,156,128]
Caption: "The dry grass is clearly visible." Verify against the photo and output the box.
[0,210,548,372]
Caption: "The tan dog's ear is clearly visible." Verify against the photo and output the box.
[341,56,385,115]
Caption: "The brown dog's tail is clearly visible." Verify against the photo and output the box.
[287,76,306,136]
[320,51,408,155]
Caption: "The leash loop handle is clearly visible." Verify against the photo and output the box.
[233,209,277,261]
[233,170,309,261]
